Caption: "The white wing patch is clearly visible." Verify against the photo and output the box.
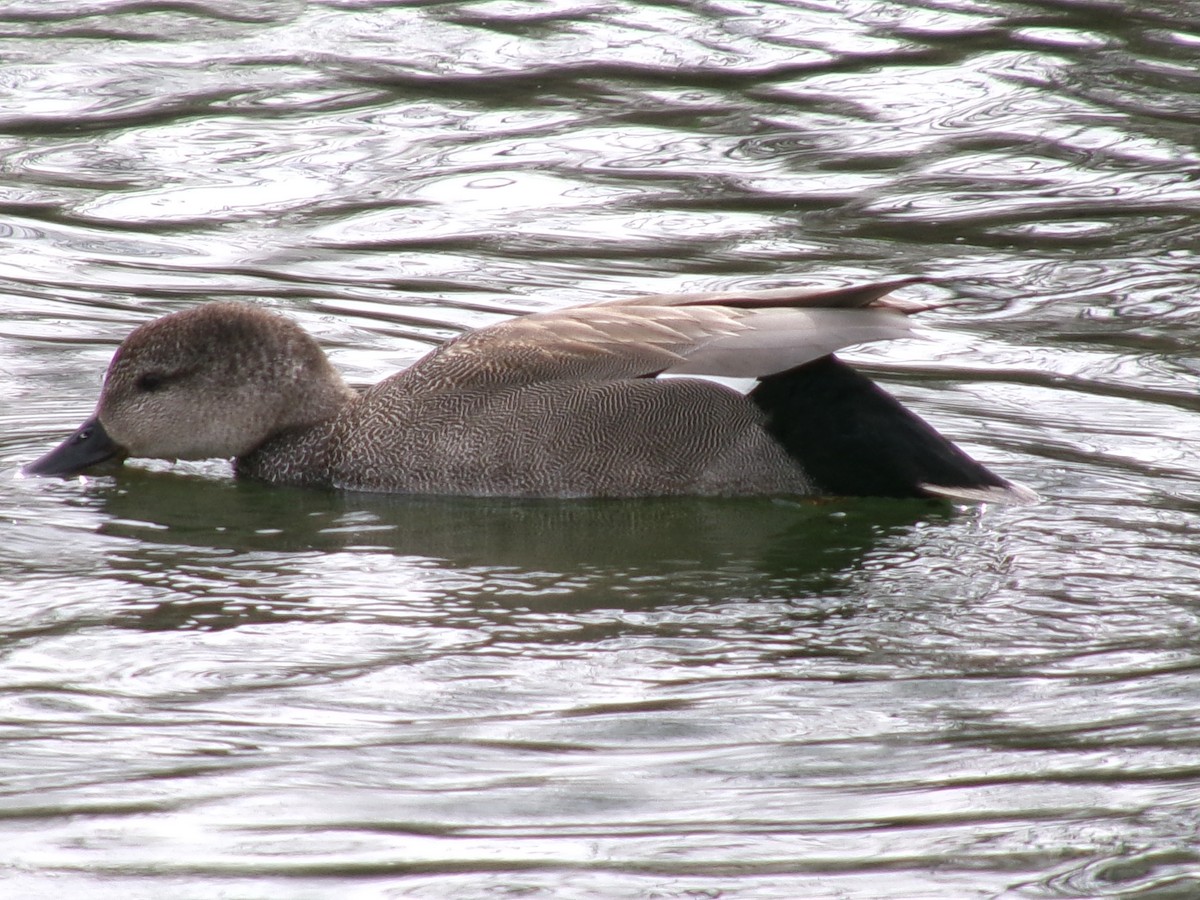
[665,308,912,377]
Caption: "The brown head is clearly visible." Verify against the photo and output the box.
[24,303,355,477]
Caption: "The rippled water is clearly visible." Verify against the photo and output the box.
[3,1,1200,897]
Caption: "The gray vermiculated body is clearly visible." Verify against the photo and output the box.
[241,372,811,497]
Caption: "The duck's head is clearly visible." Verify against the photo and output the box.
[24,303,354,478]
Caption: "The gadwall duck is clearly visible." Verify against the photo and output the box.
[24,278,1034,502]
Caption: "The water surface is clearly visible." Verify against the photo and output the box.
[3,1,1200,897]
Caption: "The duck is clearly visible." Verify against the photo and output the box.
[23,277,1035,503]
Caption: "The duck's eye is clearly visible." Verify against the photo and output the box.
[136,372,168,393]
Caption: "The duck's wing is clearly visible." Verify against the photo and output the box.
[598,276,933,313]
[404,278,926,387]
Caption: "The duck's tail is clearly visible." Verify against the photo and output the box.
[749,355,1036,504]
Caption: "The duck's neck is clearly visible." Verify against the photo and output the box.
[234,385,359,489]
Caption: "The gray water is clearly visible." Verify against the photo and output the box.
[2,1,1200,897]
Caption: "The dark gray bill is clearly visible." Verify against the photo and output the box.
[23,416,126,477]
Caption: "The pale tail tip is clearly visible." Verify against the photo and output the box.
[920,480,1040,506]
